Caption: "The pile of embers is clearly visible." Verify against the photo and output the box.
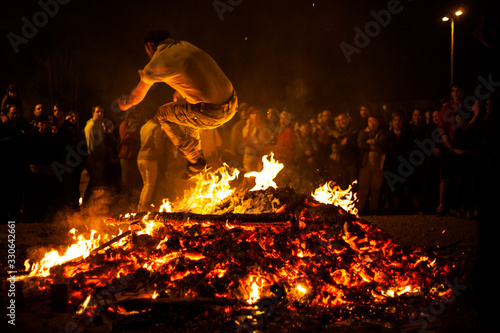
[18,185,462,332]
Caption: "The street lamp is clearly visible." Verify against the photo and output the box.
[442,10,463,86]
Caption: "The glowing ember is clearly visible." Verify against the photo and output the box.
[244,153,284,192]
[296,284,307,296]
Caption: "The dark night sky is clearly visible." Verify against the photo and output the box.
[1,0,498,122]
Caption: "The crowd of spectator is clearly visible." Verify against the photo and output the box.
[0,82,498,222]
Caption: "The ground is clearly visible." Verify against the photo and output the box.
[0,211,492,333]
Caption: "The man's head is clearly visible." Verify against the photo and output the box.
[53,103,65,119]
[92,105,104,121]
[248,106,263,126]
[432,110,439,124]
[34,104,44,118]
[334,114,342,131]
[238,102,250,120]
[144,30,171,58]
[321,110,332,126]
[450,83,464,103]
[391,112,404,131]
[7,84,18,99]
[359,105,371,118]
[412,108,424,127]
[7,105,19,121]
[267,108,278,122]
[337,113,350,131]
[367,115,380,132]
[279,111,292,128]
[299,120,312,137]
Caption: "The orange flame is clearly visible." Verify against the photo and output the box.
[244,153,284,192]
[247,281,260,304]
[76,294,92,315]
[296,284,307,296]
[169,163,239,214]
[159,198,172,213]
[312,180,358,215]
[22,228,102,279]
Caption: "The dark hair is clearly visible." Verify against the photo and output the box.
[368,114,381,123]
[450,81,465,91]
[7,84,18,92]
[53,102,66,114]
[391,111,404,120]
[144,30,171,46]
[92,105,104,114]
[6,104,19,112]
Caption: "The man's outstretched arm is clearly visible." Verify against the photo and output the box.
[118,79,153,111]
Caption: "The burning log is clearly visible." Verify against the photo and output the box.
[108,211,295,228]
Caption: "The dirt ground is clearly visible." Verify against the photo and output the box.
[0,209,493,333]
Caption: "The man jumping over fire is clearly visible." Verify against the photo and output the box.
[118,30,238,179]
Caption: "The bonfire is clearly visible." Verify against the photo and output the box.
[16,153,459,332]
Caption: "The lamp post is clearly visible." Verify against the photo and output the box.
[442,10,463,86]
